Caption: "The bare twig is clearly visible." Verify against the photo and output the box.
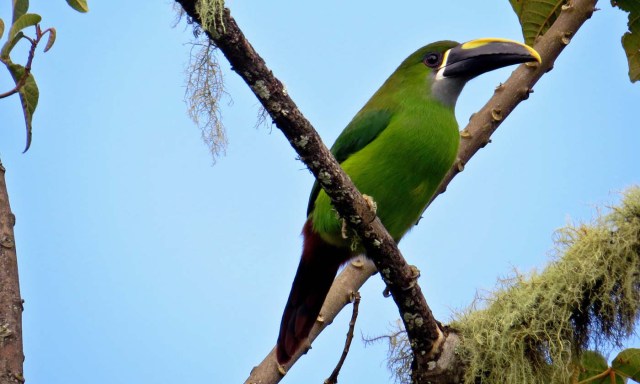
[363,322,413,383]
[0,158,24,383]
[324,292,361,384]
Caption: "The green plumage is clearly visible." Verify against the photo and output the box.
[309,41,460,247]
[277,38,541,364]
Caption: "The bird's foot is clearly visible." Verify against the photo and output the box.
[381,266,421,297]
[401,265,421,291]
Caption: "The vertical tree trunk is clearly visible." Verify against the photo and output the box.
[0,159,24,384]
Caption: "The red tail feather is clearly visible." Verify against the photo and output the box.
[276,220,351,364]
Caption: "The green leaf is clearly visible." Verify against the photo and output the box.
[612,0,640,83]
[43,27,56,53]
[7,63,39,152]
[1,31,25,60]
[612,348,640,381]
[12,0,29,23]
[509,0,564,46]
[578,350,609,382]
[0,19,5,40]
[8,13,41,40]
[65,0,89,13]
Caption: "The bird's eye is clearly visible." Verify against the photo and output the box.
[423,52,442,68]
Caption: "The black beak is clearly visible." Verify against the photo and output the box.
[441,38,541,79]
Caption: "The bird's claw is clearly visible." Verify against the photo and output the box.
[382,265,420,296]
[341,219,349,239]
[401,265,421,291]
[362,194,377,223]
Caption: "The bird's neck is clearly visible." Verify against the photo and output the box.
[430,76,467,108]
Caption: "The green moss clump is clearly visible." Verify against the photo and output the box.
[454,187,640,384]
[196,0,225,32]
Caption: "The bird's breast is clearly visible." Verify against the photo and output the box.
[312,105,459,245]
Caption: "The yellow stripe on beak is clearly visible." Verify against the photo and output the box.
[461,37,541,63]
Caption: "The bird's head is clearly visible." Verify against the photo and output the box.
[396,38,541,107]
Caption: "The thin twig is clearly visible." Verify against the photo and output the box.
[324,292,361,384]
[576,368,613,384]
[0,25,42,99]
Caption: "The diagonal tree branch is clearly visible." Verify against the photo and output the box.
[0,158,24,384]
[174,0,443,379]
[245,257,377,384]
[175,0,597,383]
[429,0,598,205]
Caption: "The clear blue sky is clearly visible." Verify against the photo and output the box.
[1,1,638,383]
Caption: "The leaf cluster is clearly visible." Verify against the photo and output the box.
[611,0,640,82]
[576,349,640,383]
[509,0,638,83]
[0,0,88,152]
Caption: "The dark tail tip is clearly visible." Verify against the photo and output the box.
[276,340,293,365]
[275,220,350,364]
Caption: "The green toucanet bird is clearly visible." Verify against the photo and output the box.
[276,38,541,364]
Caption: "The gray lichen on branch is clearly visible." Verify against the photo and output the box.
[195,0,225,33]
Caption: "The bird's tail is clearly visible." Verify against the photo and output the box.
[276,220,351,364]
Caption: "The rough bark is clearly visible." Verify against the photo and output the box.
[0,159,24,384]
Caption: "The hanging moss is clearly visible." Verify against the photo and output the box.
[185,37,227,162]
[453,187,640,383]
[195,0,225,32]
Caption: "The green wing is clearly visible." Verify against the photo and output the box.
[306,109,393,215]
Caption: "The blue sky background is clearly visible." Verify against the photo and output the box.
[1,1,638,383]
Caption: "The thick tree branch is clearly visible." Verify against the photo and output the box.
[0,159,24,384]
[174,0,442,379]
